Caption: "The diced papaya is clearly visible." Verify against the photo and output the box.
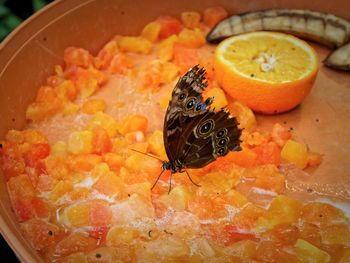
[57,252,88,263]
[271,123,292,147]
[86,247,118,263]
[203,6,228,28]
[125,153,162,177]
[254,240,299,262]
[55,80,77,101]
[67,154,102,172]
[106,225,139,246]
[147,130,167,160]
[221,147,257,168]
[20,219,62,251]
[48,180,74,202]
[294,239,331,263]
[23,129,48,144]
[36,85,58,102]
[69,187,90,201]
[160,62,179,83]
[62,101,80,116]
[253,141,282,166]
[125,182,152,201]
[118,36,152,54]
[91,126,112,154]
[103,153,124,171]
[320,224,350,245]
[0,142,26,180]
[108,52,134,74]
[24,143,50,167]
[45,155,69,180]
[233,203,266,230]
[7,174,36,199]
[173,43,199,74]
[125,131,145,144]
[203,87,228,109]
[281,139,308,169]
[181,11,201,29]
[88,112,119,137]
[82,99,107,114]
[94,40,119,69]
[67,130,94,155]
[200,169,240,194]
[53,232,97,259]
[26,99,62,122]
[36,174,57,192]
[141,21,161,42]
[91,162,110,178]
[178,28,205,48]
[262,224,300,247]
[64,47,93,68]
[89,201,112,226]
[157,35,178,62]
[245,131,268,147]
[254,167,285,193]
[228,100,257,131]
[300,202,346,227]
[137,60,162,90]
[307,151,323,167]
[92,171,124,197]
[117,114,148,135]
[156,16,182,39]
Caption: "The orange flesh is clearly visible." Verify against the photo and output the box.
[1,8,349,263]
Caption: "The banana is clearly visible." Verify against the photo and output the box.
[206,9,350,71]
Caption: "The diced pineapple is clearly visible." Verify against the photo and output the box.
[67,130,93,155]
[117,114,148,135]
[67,154,102,172]
[55,80,77,101]
[106,226,139,247]
[125,153,161,176]
[158,186,191,211]
[160,62,179,84]
[82,99,107,114]
[281,140,308,169]
[49,181,73,202]
[181,11,201,29]
[141,21,161,42]
[233,203,266,230]
[320,224,350,245]
[222,239,257,259]
[228,101,257,131]
[88,112,119,137]
[103,153,124,171]
[91,162,110,178]
[92,171,124,197]
[157,35,178,62]
[203,87,228,109]
[147,130,167,160]
[64,202,90,227]
[178,28,205,48]
[118,36,152,54]
[294,239,331,263]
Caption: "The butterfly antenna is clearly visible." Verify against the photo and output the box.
[151,169,166,191]
[130,148,164,162]
[185,169,201,187]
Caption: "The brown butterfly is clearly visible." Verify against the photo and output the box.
[150,65,242,192]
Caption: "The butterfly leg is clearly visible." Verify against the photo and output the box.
[151,169,166,191]
[168,172,174,194]
[185,169,201,187]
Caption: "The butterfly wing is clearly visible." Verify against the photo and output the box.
[163,65,241,169]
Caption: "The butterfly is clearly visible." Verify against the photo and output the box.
[150,65,242,193]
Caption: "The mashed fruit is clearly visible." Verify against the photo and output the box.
[0,6,349,263]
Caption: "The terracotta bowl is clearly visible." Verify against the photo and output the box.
[0,0,349,261]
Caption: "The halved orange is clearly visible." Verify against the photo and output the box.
[214,32,319,114]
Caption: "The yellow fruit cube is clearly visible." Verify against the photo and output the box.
[88,112,118,137]
[117,114,148,135]
[92,172,124,197]
[82,99,107,114]
[160,62,179,84]
[64,202,90,227]
[62,101,80,116]
[91,162,110,178]
[294,239,331,263]
[52,141,67,157]
[141,21,161,42]
[147,130,167,160]
[106,226,139,246]
[49,181,73,202]
[320,224,350,245]
[204,87,228,109]
[67,130,93,154]
[178,28,205,48]
[118,36,152,54]
[281,140,308,169]
[181,11,201,29]
[222,240,257,259]
[157,35,178,62]
[158,186,191,211]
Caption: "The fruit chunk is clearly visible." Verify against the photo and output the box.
[106,225,139,246]
[64,202,90,227]
[281,139,308,169]
[156,16,182,39]
[203,87,228,109]
[67,130,93,155]
[117,114,148,135]
[228,101,257,131]
[141,21,161,42]
[214,32,319,114]
[173,44,199,74]
[82,99,106,114]
[88,112,119,138]
[158,186,191,211]
[203,6,228,28]
[157,35,178,62]
[294,239,331,263]
[118,36,152,54]
[92,172,124,197]
[181,11,201,29]
[320,224,350,245]
[178,28,205,48]
[301,202,346,227]
[147,130,167,160]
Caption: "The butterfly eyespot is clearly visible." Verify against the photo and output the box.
[195,104,202,111]
[218,138,227,146]
[198,119,214,135]
[217,147,226,155]
[178,93,186,101]
[216,129,227,138]
[186,99,195,109]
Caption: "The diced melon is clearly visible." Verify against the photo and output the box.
[106,225,139,246]
[178,28,205,48]
[88,112,119,138]
[147,130,167,160]
[181,11,201,29]
[64,202,90,227]
[103,153,124,171]
[67,130,93,155]
[320,224,350,246]
[158,186,191,211]
[49,181,73,202]
[52,141,67,157]
[117,114,148,135]
[228,101,257,131]
[157,35,178,62]
[203,6,228,28]
[141,21,161,42]
[118,36,152,54]
[82,99,106,114]
[92,171,124,197]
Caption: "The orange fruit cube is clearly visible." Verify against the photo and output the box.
[89,201,112,226]
[64,202,90,227]
[92,172,124,197]
[203,87,228,109]
[157,35,178,62]
[103,153,124,171]
[203,6,228,28]
[294,239,331,263]
[147,130,167,160]
[158,186,191,211]
[173,43,199,74]
[156,16,182,39]
[67,154,102,172]
[178,28,205,48]
[64,47,93,68]
[228,101,257,131]
[92,127,112,154]
[117,114,148,135]
[181,11,201,29]
[88,112,119,137]
[106,226,139,246]
[82,99,107,114]
[48,180,73,202]
[67,130,94,155]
